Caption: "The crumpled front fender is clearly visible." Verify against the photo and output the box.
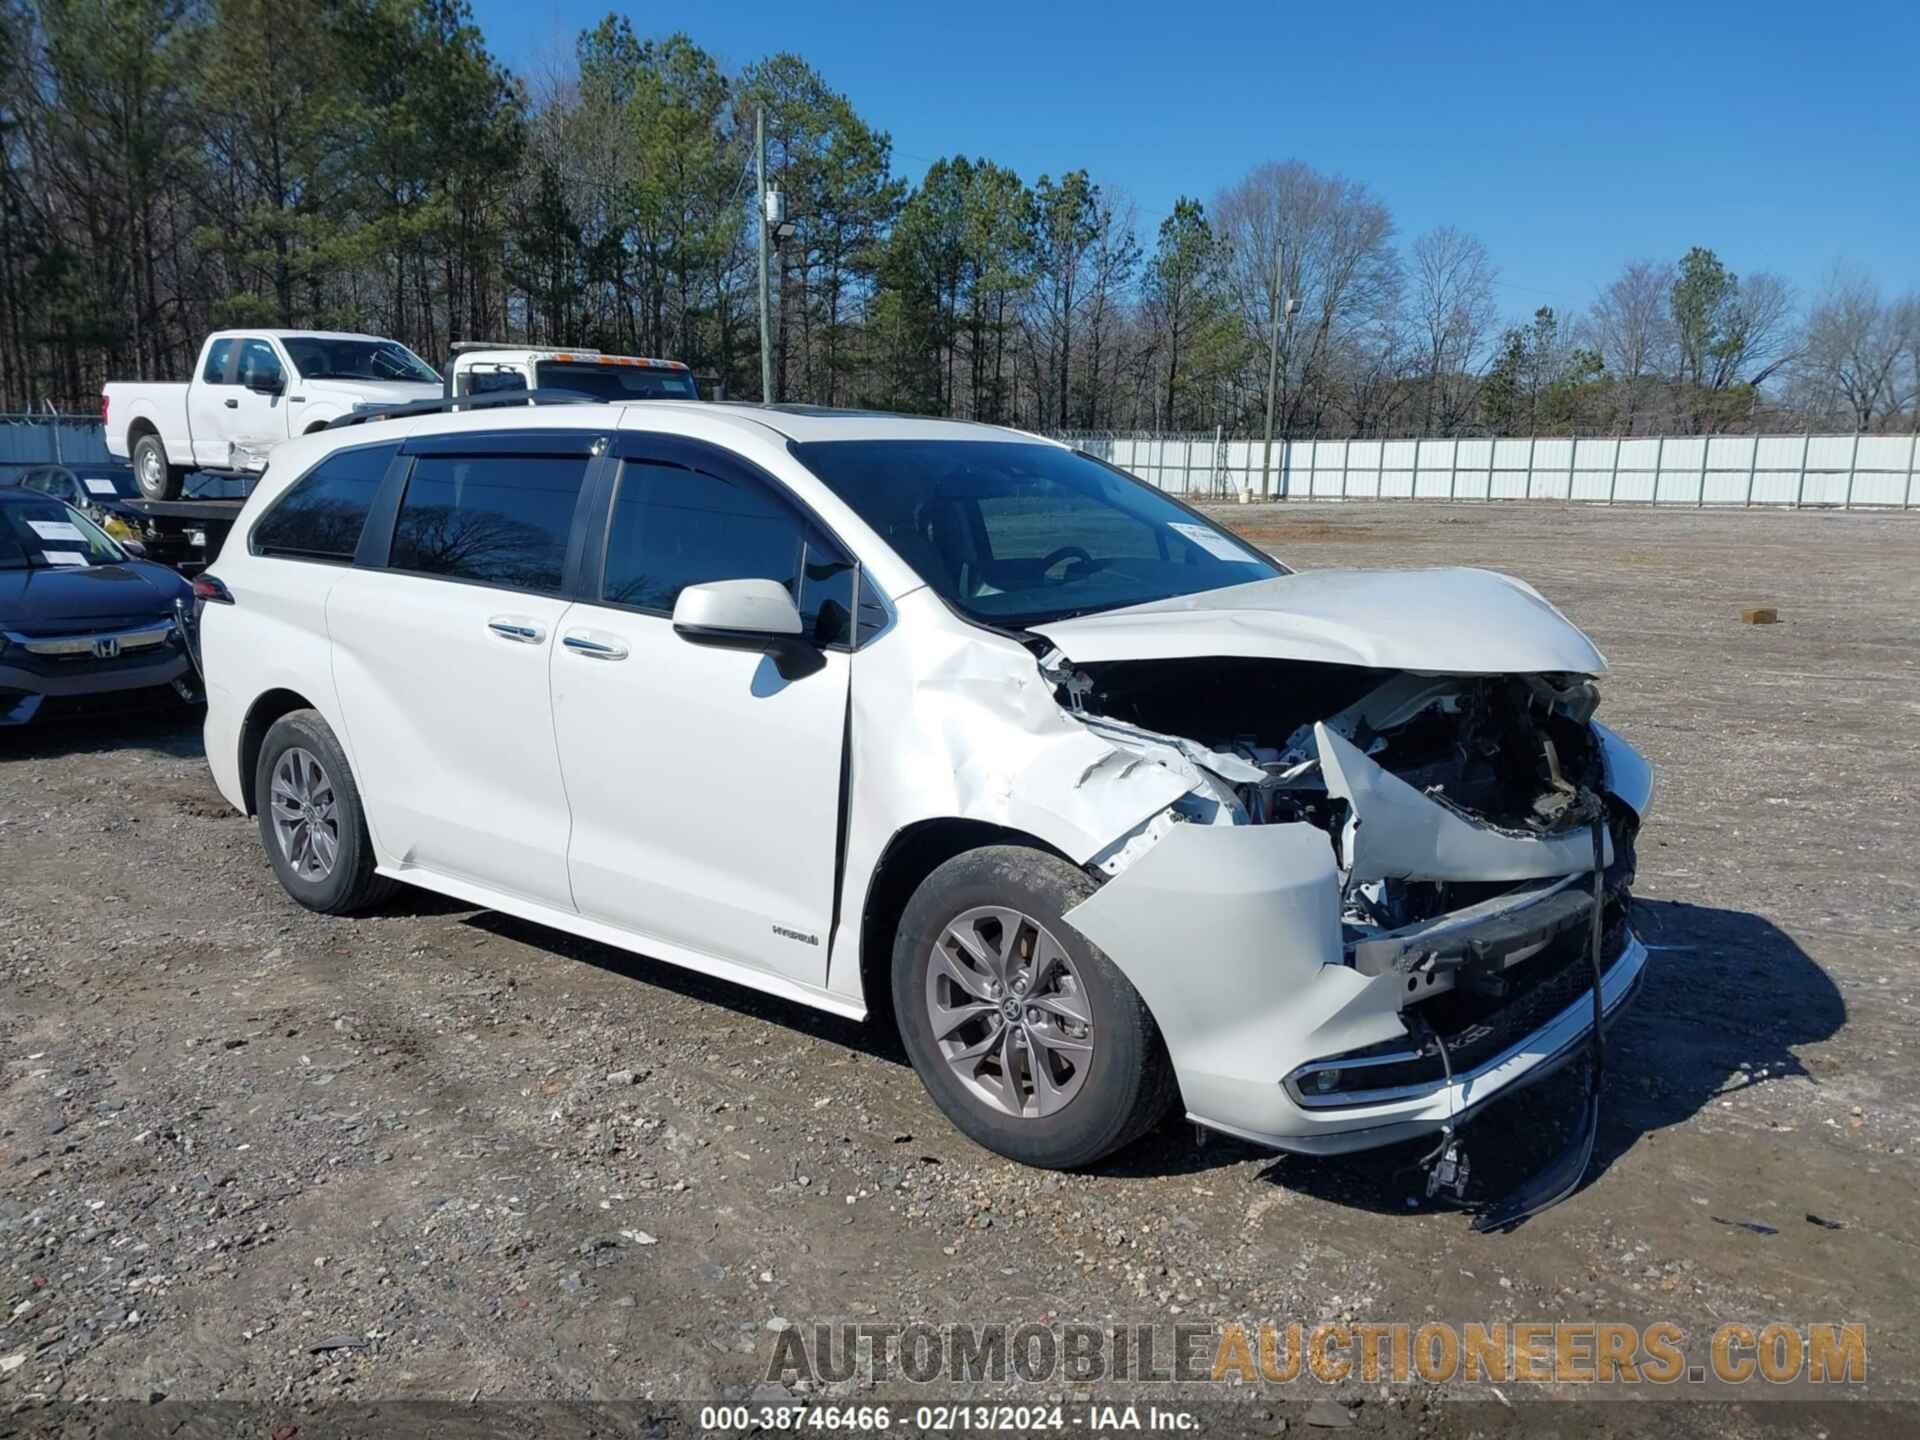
[1061,821,1411,1131]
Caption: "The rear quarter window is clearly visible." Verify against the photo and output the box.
[251,442,397,563]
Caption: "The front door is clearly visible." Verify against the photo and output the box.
[188,338,238,469]
[326,434,606,909]
[227,338,289,466]
[551,439,854,986]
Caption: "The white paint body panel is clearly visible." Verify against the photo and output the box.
[198,556,348,814]
[551,603,848,986]
[826,587,1195,1002]
[326,569,577,909]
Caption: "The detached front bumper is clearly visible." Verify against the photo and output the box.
[1063,815,1647,1157]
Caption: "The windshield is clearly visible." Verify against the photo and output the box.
[793,440,1284,628]
[0,498,128,569]
[282,337,441,385]
[534,361,698,401]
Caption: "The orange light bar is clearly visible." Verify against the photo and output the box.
[548,351,688,372]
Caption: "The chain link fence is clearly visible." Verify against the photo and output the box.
[1053,430,1920,509]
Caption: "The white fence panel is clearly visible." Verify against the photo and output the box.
[1051,430,1918,509]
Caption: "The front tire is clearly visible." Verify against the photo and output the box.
[132,433,183,500]
[254,709,395,915]
[892,845,1174,1169]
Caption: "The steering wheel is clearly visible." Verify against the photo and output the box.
[1039,545,1094,582]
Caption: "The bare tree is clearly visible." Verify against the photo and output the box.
[1722,271,1799,390]
[1213,160,1398,450]
[1330,309,1415,437]
[1408,225,1497,433]
[1795,265,1912,429]
[1583,258,1675,432]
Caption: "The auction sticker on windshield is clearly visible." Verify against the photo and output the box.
[84,478,118,495]
[1168,521,1262,563]
[27,519,85,542]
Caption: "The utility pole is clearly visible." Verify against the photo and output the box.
[755,106,773,404]
[1258,237,1299,499]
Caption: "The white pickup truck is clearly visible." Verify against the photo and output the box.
[104,330,443,499]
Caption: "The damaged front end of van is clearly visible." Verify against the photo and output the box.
[1028,566,1654,1228]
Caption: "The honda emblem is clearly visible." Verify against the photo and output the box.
[91,636,120,660]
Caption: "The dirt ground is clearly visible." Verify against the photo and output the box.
[3,501,1917,1433]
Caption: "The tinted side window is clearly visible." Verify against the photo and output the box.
[603,461,854,647]
[237,340,284,390]
[202,339,234,384]
[252,443,396,563]
[389,453,589,594]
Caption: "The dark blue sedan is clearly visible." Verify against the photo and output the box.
[0,488,199,726]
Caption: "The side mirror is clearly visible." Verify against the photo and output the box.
[672,578,822,678]
[120,539,147,558]
[245,371,284,396]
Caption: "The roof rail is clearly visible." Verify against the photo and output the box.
[323,388,601,431]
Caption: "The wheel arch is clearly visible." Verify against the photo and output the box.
[238,687,320,814]
[855,817,1076,1036]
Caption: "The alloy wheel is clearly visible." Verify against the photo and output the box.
[924,905,1095,1118]
[269,746,339,882]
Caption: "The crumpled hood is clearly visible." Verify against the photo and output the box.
[1029,567,1607,676]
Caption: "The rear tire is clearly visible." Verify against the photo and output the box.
[892,845,1175,1169]
[254,709,395,915]
[132,432,182,501]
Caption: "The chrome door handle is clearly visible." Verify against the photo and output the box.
[562,632,628,661]
[488,617,545,644]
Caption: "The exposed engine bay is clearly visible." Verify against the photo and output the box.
[1044,652,1631,883]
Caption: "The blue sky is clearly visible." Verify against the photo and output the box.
[469,0,1920,319]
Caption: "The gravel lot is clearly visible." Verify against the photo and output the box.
[3,501,1916,1431]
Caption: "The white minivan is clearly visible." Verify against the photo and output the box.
[195,399,1652,1193]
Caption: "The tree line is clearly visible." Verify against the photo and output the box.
[3,0,1916,435]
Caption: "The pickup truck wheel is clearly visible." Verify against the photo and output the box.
[254,709,396,915]
[893,845,1175,1169]
[132,433,183,501]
